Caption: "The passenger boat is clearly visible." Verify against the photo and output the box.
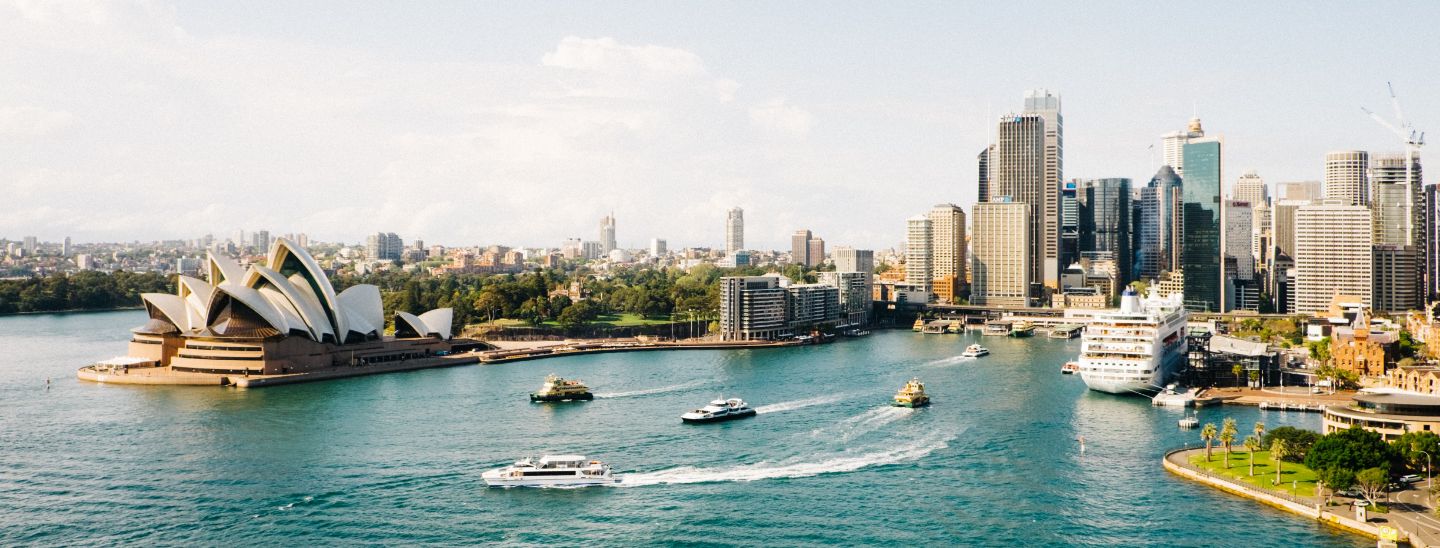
[1060,361,1080,374]
[481,455,621,487]
[962,344,989,358]
[530,374,594,402]
[892,378,930,408]
[1178,415,1199,429]
[681,398,757,423]
[1076,287,1189,396]
[912,316,925,331]
[1008,321,1035,337]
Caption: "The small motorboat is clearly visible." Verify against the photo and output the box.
[530,374,594,402]
[892,378,930,408]
[1178,415,1199,429]
[481,455,621,487]
[681,398,757,423]
[1061,361,1080,375]
[962,344,990,358]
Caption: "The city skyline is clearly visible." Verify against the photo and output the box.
[4,2,1439,250]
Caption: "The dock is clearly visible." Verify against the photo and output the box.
[1047,324,1083,339]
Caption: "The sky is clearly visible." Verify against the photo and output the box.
[4,1,1439,250]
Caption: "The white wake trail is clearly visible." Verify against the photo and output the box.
[813,405,914,442]
[595,379,708,399]
[755,393,849,414]
[618,434,955,487]
[923,354,976,367]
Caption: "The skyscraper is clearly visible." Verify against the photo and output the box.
[1427,184,1440,300]
[726,207,744,254]
[927,204,967,303]
[1324,151,1370,206]
[807,237,826,267]
[1234,170,1267,206]
[971,201,1031,307]
[1024,89,1063,290]
[1059,180,1080,272]
[61,236,70,257]
[1370,153,1424,312]
[993,113,1047,294]
[1181,132,1224,312]
[1226,201,1259,311]
[366,232,403,261]
[1294,204,1372,315]
[905,215,933,294]
[1135,166,1183,281]
[600,214,617,254]
[1077,178,1132,283]
[1275,181,1323,202]
[834,248,874,274]
[650,238,667,257]
[977,145,994,203]
[1160,117,1205,175]
[790,229,823,267]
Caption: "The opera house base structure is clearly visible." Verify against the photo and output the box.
[77,238,483,388]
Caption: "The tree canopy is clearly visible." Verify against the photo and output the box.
[0,271,173,314]
[1261,427,1321,462]
[1303,425,1399,475]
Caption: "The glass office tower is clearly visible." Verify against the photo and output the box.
[1181,139,1223,312]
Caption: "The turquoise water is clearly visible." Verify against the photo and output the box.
[0,310,1363,546]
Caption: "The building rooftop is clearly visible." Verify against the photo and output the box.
[1208,335,1269,357]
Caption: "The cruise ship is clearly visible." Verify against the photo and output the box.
[1077,287,1188,395]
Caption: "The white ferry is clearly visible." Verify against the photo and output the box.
[481,455,621,487]
[961,344,989,358]
[681,398,757,423]
[1077,287,1188,395]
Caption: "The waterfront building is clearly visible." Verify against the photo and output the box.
[905,215,933,296]
[726,207,744,254]
[993,112,1050,293]
[650,238,667,257]
[1135,166,1183,281]
[1185,334,1281,388]
[1078,178,1132,284]
[719,276,788,341]
[1294,204,1373,315]
[818,271,871,327]
[1321,392,1440,441]
[1324,150,1370,206]
[1181,131,1225,312]
[786,283,841,331]
[1025,89,1063,290]
[928,204,967,303]
[95,239,455,382]
[366,232,403,261]
[600,214,617,254]
[970,201,1031,307]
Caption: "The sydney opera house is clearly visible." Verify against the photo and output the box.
[79,238,470,386]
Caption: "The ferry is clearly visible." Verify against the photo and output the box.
[962,344,989,358]
[912,316,926,331]
[1076,287,1189,396]
[681,398,757,423]
[1060,361,1080,375]
[1008,321,1035,338]
[530,374,594,402]
[892,378,930,408]
[1178,415,1199,429]
[481,455,621,487]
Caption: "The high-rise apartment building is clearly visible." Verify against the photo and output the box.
[366,232,403,261]
[61,236,70,257]
[726,207,744,254]
[1024,89,1063,290]
[905,215,933,294]
[719,276,788,341]
[599,214,617,254]
[252,230,271,254]
[1294,204,1372,315]
[927,204,966,302]
[23,236,37,255]
[650,238,667,257]
[993,113,1047,293]
[807,238,825,267]
[971,201,1031,307]
[1135,166,1183,281]
[785,283,841,330]
[833,248,874,275]
[790,229,823,267]
[1181,133,1224,312]
[818,271,871,327]
[1078,178,1132,283]
[1324,151,1370,206]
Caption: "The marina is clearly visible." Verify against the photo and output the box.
[0,310,1363,546]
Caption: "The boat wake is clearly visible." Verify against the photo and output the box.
[812,406,914,442]
[755,393,849,414]
[923,355,976,367]
[595,380,708,399]
[618,435,954,487]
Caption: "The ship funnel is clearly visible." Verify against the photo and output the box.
[1119,287,1143,314]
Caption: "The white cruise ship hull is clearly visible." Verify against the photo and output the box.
[1074,289,1189,397]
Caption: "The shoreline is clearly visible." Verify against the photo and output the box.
[1,306,144,317]
[1162,447,1399,544]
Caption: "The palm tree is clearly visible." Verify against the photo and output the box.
[1219,418,1238,468]
[1243,435,1261,476]
[1201,422,1218,462]
[1271,439,1290,486]
[1232,364,1245,385]
[1253,421,1265,444]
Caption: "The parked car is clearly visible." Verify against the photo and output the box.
[1336,489,1362,498]
[1400,474,1424,484]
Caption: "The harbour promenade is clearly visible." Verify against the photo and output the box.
[78,354,482,388]
[475,337,806,364]
[1164,447,1433,546]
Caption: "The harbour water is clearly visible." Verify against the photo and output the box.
[1,311,1363,546]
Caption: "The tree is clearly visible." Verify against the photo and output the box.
[1253,422,1266,446]
[1272,439,1290,485]
[1305,425,1399,475]
[1243,435,1262,476]
[1308,337,1332,365]
[1220,418,1238,468]
[1394,431,1440,475]
[1262,426,1319,462]
[1232,364,1245,385]
[1355,467,1389,505]
[1201,422,1218,462]
[1248,370,1260,386]
[1318,467,1356,503]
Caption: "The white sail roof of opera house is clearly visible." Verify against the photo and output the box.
[138,238,452,343]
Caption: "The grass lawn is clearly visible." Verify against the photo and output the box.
[479,313,677,329]
[1189,449,1319,498]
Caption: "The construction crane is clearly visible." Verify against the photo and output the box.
[1361,82,1426,193]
